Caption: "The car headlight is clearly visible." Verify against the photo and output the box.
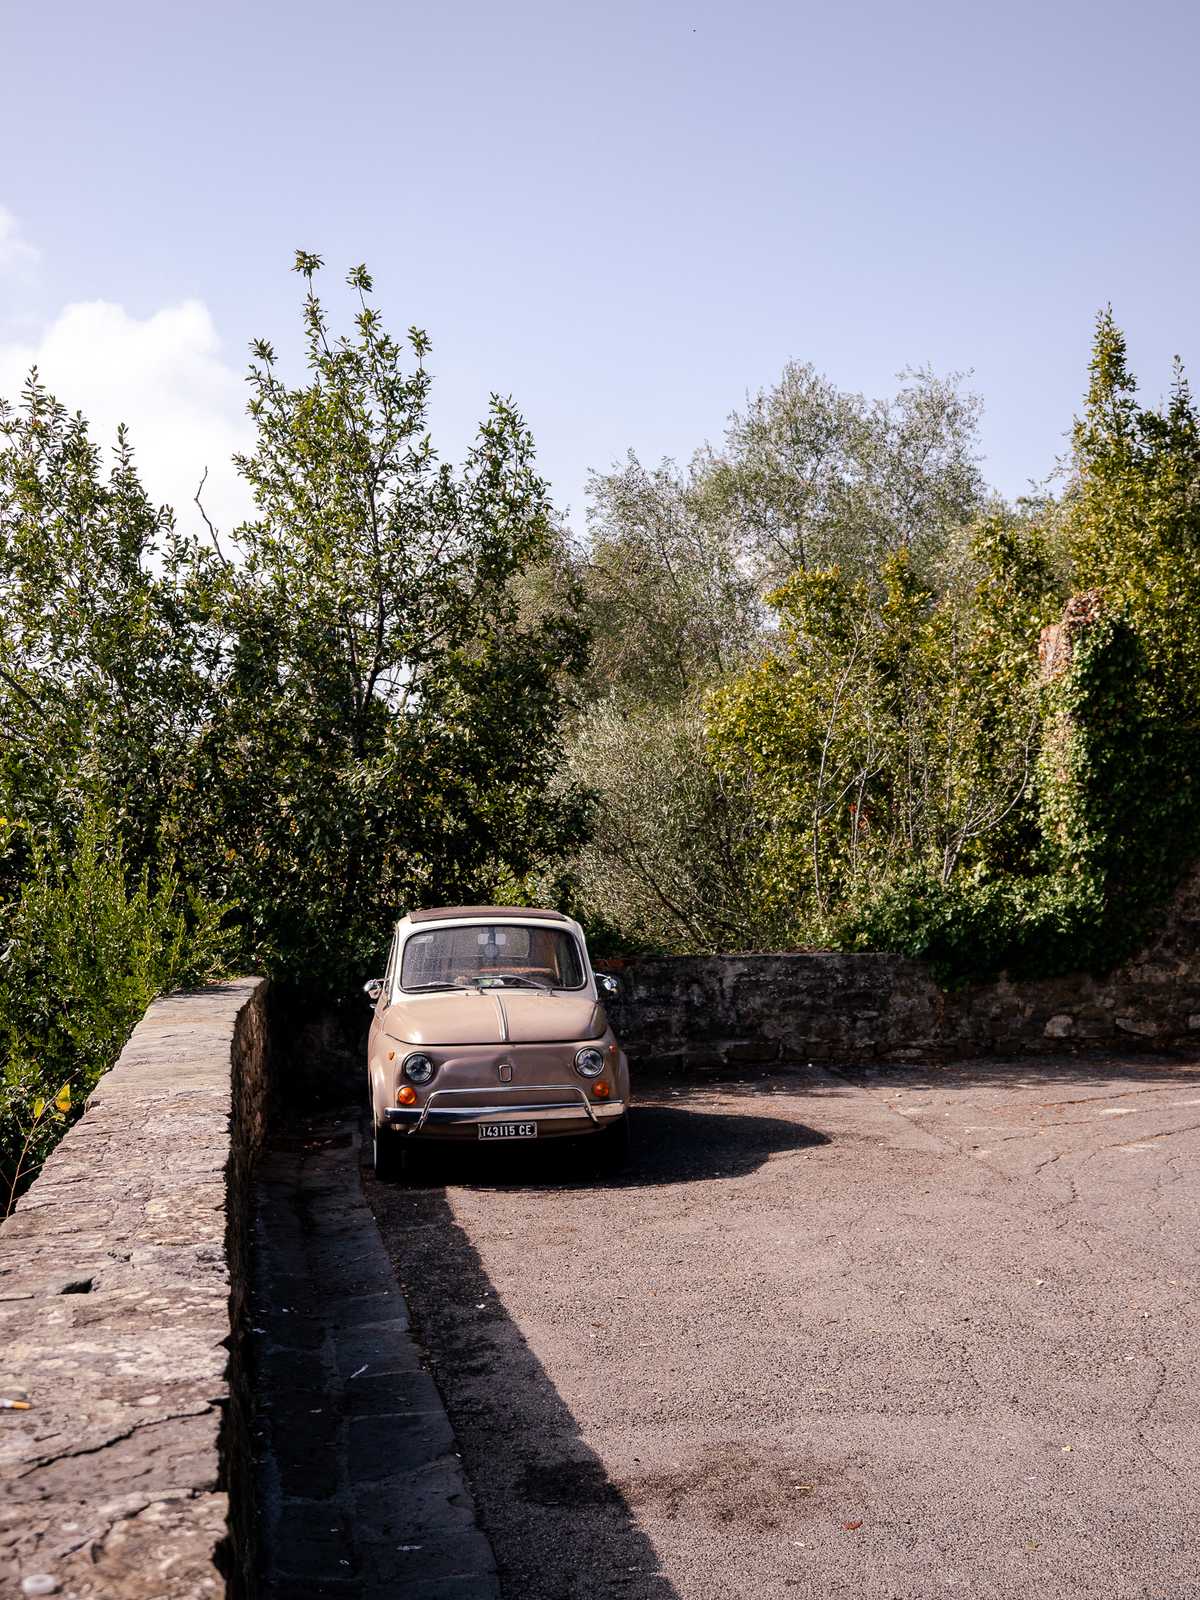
[403,1052,435,1084]
[574,1046,605,1078]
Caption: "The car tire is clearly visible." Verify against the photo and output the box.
[595,1113,631,1174]
[372,1122,408,1183]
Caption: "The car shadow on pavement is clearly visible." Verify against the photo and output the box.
[364,1136,686,1600]
[396,1101,829,1193]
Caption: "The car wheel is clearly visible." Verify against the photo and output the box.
[373,1122,408,1182]
[595,1113,631,1174]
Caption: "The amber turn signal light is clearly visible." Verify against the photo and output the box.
[396,1084,418,1106]
[592,1081,611,1100]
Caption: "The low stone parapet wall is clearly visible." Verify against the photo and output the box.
[0,979,268,1599]
[604,865,1200,1071]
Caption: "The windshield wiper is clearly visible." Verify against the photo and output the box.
[403,981,472,992]
[495,975,552,991]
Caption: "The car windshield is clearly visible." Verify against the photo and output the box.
[399,923,586,992]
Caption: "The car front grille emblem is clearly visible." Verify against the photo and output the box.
[497,1061,513,1083]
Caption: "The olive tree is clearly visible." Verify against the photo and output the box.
[579,452,765,704]
[714,362,989,584]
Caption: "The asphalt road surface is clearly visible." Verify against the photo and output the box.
[366,1057,1200,1600]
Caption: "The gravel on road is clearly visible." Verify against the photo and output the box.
[366,1057,1200,1600]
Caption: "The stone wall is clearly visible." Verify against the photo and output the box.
[602,863,1200,1071]
[0,978,268,1600]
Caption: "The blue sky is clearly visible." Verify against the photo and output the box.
[2,0,1197,532]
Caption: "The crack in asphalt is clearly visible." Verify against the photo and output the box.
[1027,1083,1200,1109]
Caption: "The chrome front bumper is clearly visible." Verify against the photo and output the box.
[384,1084,626,1134]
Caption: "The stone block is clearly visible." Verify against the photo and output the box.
[330,1290,408,1331]
[352,1457,483,1538]
[721,1038,781,1065]
[379,1577,503,1600]
[1073,1008,1116,1039]
[347,1412,457,1483]
[343,1370,444,1417]
[1114,1014,1161,1037]
[1043,1013,1075,1038]
[358,1528,497,1586]
[335,1323,425,1380]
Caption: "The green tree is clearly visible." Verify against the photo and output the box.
[1025,310,1200,969]
[0,379,230,1204]
[572,361,993,951]
[194,255,590,992]
[1067,311,1200,722]
[0,376,211,871]
[714,362,989,584]
[580,452,764,705]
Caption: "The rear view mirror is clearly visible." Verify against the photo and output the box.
[596,972,621,998]
[363,977,385,1005]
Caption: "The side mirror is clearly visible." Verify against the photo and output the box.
[363,977,385,1005]
[596,972,621,998]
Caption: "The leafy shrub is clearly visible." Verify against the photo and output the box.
[0,808,229,1211]
[567,699,777,953]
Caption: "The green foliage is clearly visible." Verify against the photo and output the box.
[0,382,229,1203]
[2,277,1198,1150]
[0,258,592,1007]
[833,315,1200,982]
[579,453,764,704]
[826,599,1194,983]
[567,701,772,952]
[0,808,229,1210]
[1068,311,1200,721]
[713,361,989,584]
[576,344,1200,978]
[572,361,992,947]
[0,376,211,869]
[193,256,590,992]
[707,518,1057,950]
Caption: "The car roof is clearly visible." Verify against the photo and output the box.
[405,905,570,925]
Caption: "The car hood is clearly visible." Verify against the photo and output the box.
[383,989,606,1046]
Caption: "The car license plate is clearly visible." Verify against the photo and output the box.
[478,1120,537,1140]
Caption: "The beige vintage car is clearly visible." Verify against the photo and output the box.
[365,906,630,1179]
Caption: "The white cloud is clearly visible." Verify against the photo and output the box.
[0,206,39,273]
[0,297,253,535]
